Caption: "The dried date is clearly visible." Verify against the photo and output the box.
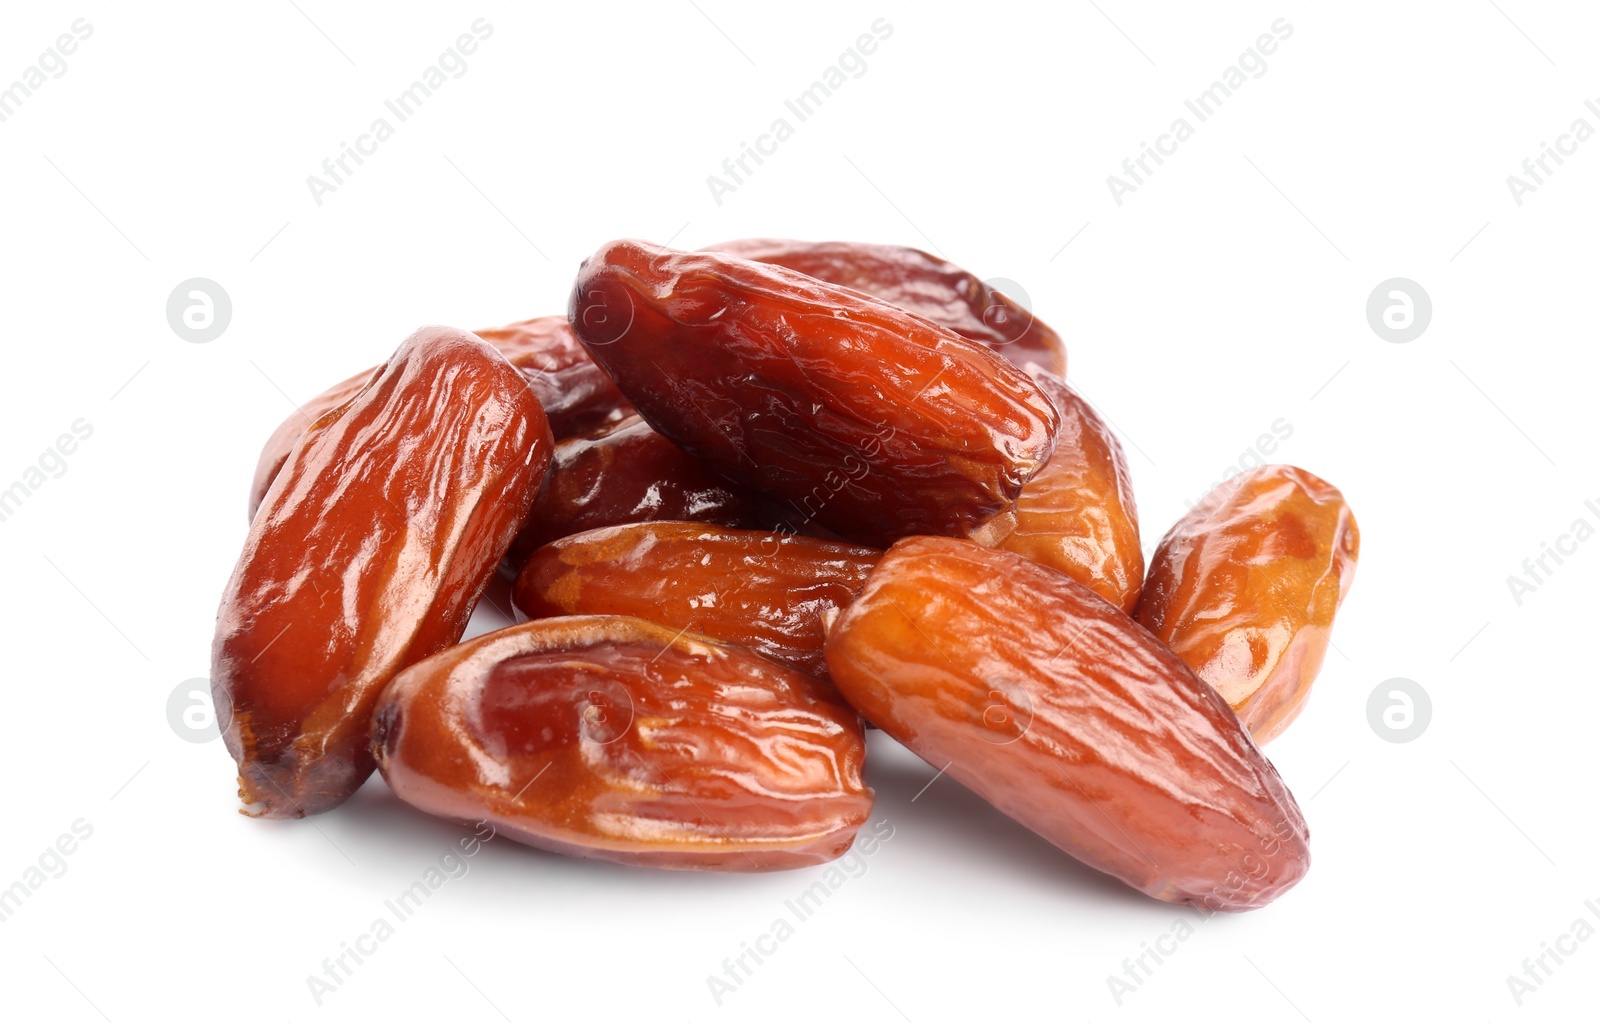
[246,315,626,519]
[708,238,1066,376]
[246,367,374,522]
[371,615,873,870]
[512,522,879,681]
[503,415,779,570]
[213,326,552,817]
[1137,465,1359,743]
[987,370,1143,612]
[569,239,1059,546]
[824,535,1310,910]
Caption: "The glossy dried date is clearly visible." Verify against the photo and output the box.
[372,615,873,871]
[246,315,627,519]
[504,415,778,570]
[246,366,374,521]
[824,536,1309,910]
[512,522,879,681]
[1137,465,1359,744]
[988,370,1143,612]
[569,240,1060,546]
[708,238,1066,376]
[213,326,552,817]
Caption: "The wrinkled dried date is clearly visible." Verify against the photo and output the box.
[1137,464,1359,744]
[986,370,1143,612]
[569,240,1059,546]
[246,367,374,521]
[707,238,1066,376]
[372,615,873,870]
[247,315,626,519]
[504,415,781,571]
[824,536,1309,910]
[214,326,552,817]
[512,522,879,681]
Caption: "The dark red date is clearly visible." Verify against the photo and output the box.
[708,238,1065,376]
[569,239,1059,546]
[504,415,780,571]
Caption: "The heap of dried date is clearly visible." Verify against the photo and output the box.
[213,238,1358,912]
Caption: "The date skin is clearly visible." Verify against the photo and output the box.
[570,240,1060,547]
[371,615,873,871]
[474,315,633,437]
[512,522,880,681]
[708,238,1066,376]
[503,415,780,571]
[214,327,552,817]
[1137,465,1359,744]
[246,367,374,521]
[825,536,1309,910]
[247,315,628,519]
[987,370,1144,613]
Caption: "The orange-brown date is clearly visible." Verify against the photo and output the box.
[1137,465,1359,744]
[569,240,1059,546]
[825,536,1309,910]
[988,370,1143,612]
[371,615,873,871]
[707,238,1066,376]
[246,366,374,522]
[512,522,879,681]
[504,415,779,571]
[213,326,552,817]
[246,315,627,519]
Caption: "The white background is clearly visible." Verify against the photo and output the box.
[1,2,1596,1020]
